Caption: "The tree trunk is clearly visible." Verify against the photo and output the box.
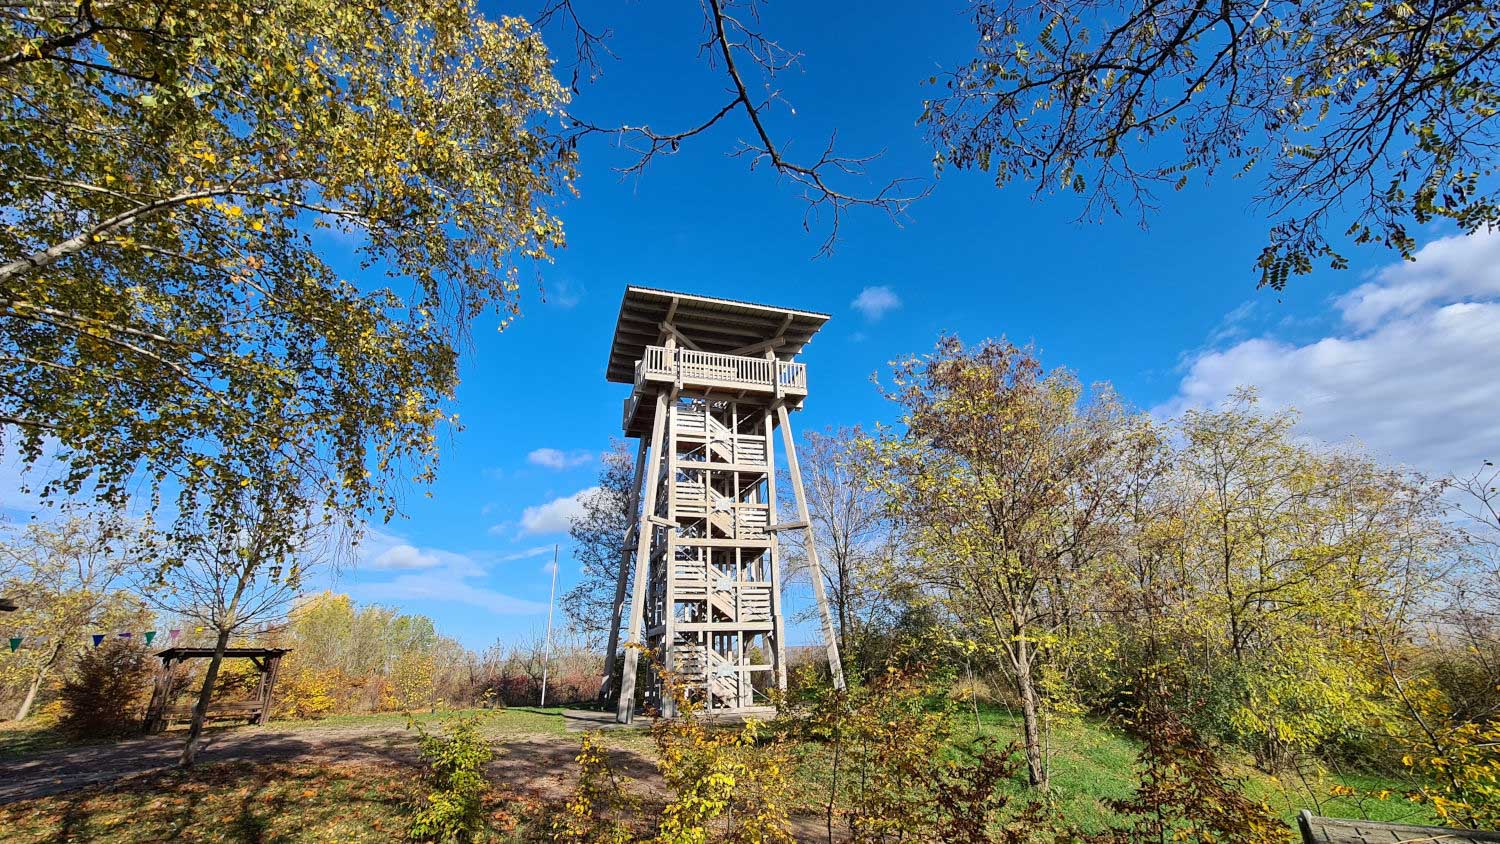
[13,669,44,721]
[13,641,63,721]
[1013,639,1050,789]
[179,626,231,768]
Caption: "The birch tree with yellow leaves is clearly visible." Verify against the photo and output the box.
[1,0,575,558]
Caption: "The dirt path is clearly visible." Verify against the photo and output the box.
[0,722,427,804]
[0,719,830,839]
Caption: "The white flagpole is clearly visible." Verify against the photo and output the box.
[540,544,559,708]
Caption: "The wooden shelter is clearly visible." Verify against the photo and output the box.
[601,286,846,723]
[144,647,288,732]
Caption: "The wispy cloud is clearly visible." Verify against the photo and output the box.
[545,279,584,308]
[519,487,597,535]
[851,286,902,322]
[357,574,545,615]
[351,528,545,615]
[501,545,554,562]
[527,448,593,470]
[368,543,442,570]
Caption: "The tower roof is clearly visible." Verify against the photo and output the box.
[605,286,829,384]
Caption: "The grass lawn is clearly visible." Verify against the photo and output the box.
[0,704,575,760]
[0,760,533,843]
[267,705,573,737]
[953,708,1436,831]
[0,712,117,758]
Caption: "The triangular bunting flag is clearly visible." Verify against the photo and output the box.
[144,631,156,645]
[194,625,204,633]
[91,634,104,647]
[118,632,132,639]
[8,637,19,652]
[169,629,181,640]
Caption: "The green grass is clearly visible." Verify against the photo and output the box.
[0,712,121,758]
[777,705,1435,834]
[267,704,572,737]
[0,704,575,760]
[954,707,1435,831]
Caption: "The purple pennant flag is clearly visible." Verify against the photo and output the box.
[7,637,19,652]
[144,631,156,646]
[91,634,104,647]
[118,632,132,639]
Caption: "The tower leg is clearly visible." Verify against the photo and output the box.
[764,407,790,693]
[599,440,648,701]
[776,404,846,691]
[617,392,670,723]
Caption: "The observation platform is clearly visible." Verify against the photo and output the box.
[607,286,828,437]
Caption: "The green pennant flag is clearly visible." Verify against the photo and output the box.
[7,637,19,652]
[144,631,156,646]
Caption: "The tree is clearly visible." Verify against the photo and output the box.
[779,427,898,678]
[863,337,1131,788]
[563,440,634,644]
[0,514,147,720]
[1,0,575,557]
[145,491,328,767]
[921,0,1500,288]
[1171,395,1447,761]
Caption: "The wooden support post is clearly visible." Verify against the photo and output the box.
[145,656,174,733]
[618,391,670,724]
[258,654,283,726]
[763,406,789,693]
[776,404,846,691]
[661,393,680,718]
[600,440,649,700]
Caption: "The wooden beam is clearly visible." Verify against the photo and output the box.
[599,439,649,702]
[776,404,846,691]
[764,520,808,532]
[764,406,790,694]
[618,390,670,724]
[658,321,703,351]
[725,336,787,356]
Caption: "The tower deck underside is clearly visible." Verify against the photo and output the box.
[639,391,786,714]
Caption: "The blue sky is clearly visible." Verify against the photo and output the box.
[7,1,1500,650]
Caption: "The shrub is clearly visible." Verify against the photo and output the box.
[1099,707,1285,844]
[277,663,338,720]
[57,638,153,738]
[552,732,637,844]
[409,711,493,843]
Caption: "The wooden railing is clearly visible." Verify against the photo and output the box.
[634,346,806,393]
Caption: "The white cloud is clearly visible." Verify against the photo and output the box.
[546,279,583,308]
[350,528,545,615]
[520,487,597,535]
[851,286,902,321]
[357,574,546,615]
[501,545,554,562]
[369,543,441,570]
[1161,231,1500,474]
[1336,233,1500,330]
[527,448,593,470]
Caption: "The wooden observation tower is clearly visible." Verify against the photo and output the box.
[602,286,845,722]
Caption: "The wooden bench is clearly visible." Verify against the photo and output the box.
[160,700,264,728]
